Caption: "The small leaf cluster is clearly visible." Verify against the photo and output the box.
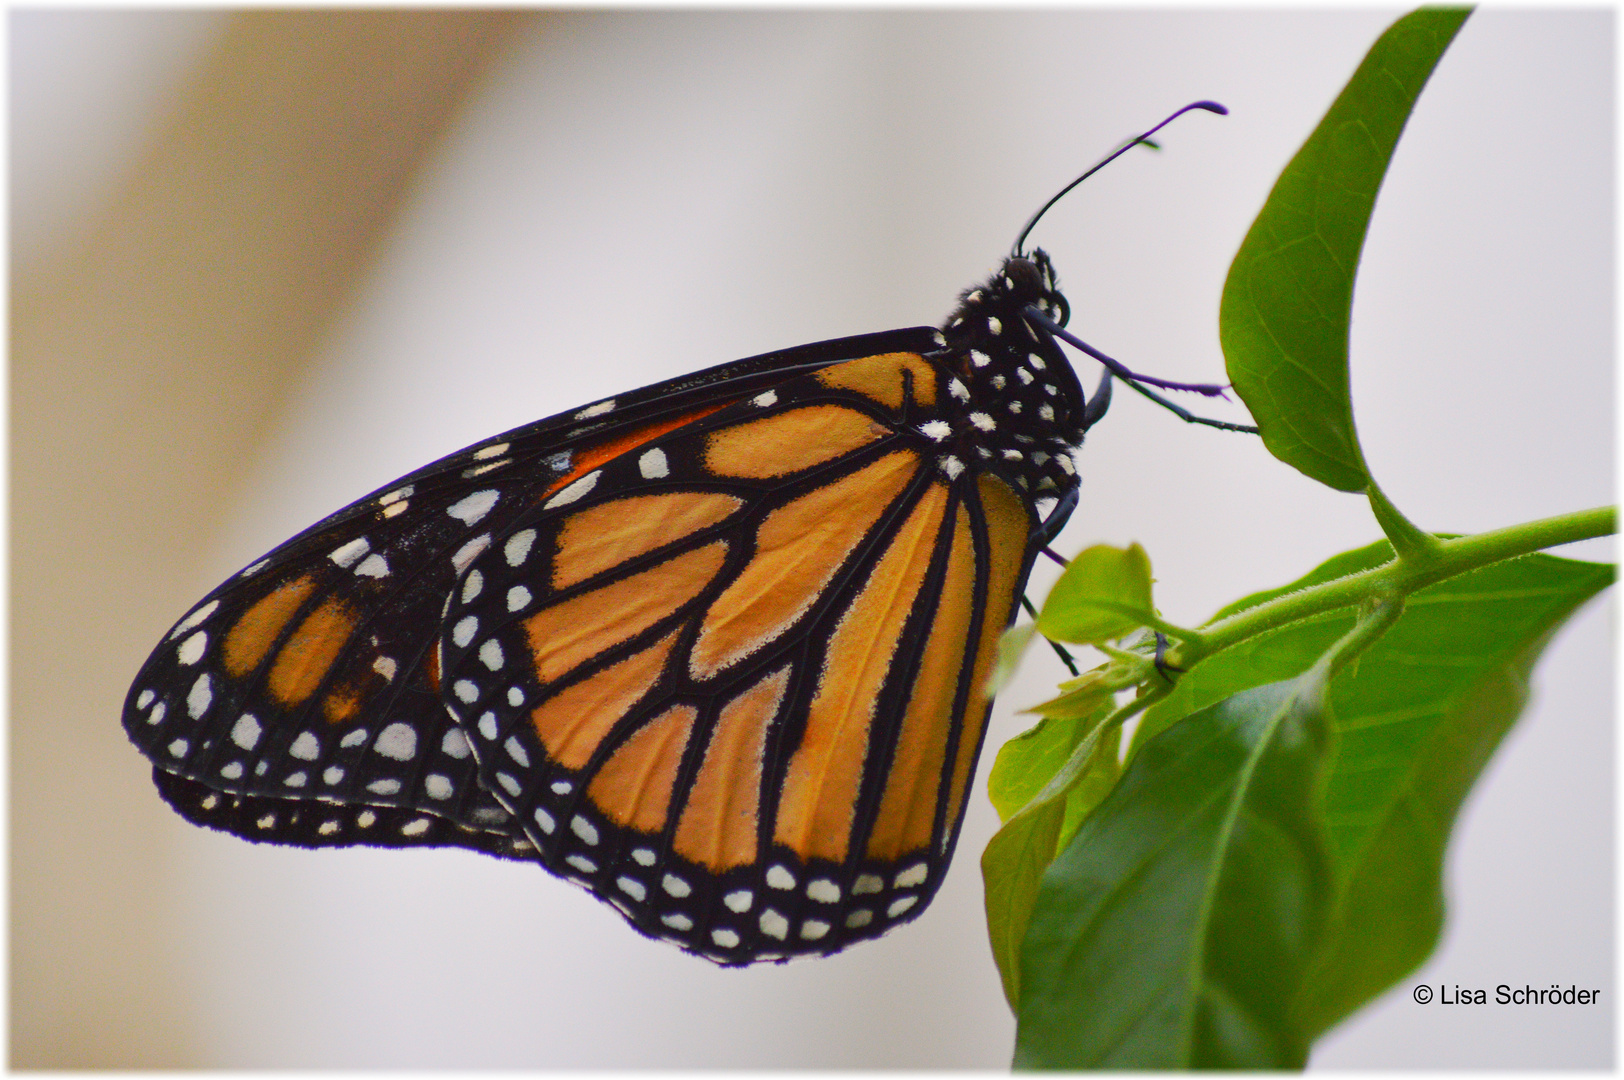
[980,8,1614,1069]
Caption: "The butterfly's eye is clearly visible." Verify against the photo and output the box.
[1004,257,1043,297]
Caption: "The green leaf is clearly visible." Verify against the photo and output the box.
[1128,545,1613,1038]
[988,622,1039,695]
[982,709,1120,1009]
[1014,674,1337,1068]
[1036,542,1155,644]
[1219,8,1471,491]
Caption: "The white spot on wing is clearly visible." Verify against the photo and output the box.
[479,639,504,670]
[504,529,536,566]
[373,655,397,682]
[662,873,691,898]
[329,537,369,568]
[807,879,841,903]
[638,448,669,479]
[948,378,969,401]
[451,534,491,573]
[441,728,471,759]
[447,490,499,525]
[970,349,990,367]
[759,910,789,940]
[424,774,453,800]
[571,816,599,845]
[895,862,928,888]
[724,890,753,912]
[366,779,401,796]
[616,876,647,901]
[289,732,319,760]
[186,675,212,718]
[939,455,964,479]
[507,585,532,612]
[968,412,995,431]
[176,631,207,665]
[374,722,418,761]
[452,615,478,647]
[918,420,951,441]
[355,554,389,578]
[753,390,778,407]
[168,600,219,639]
[766,865,795,890]
[545,471,599,509]
[340,729,367,749]
[475,442,510,460]
[576,400,616,419]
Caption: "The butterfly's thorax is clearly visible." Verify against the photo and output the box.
[928,250,1086,506]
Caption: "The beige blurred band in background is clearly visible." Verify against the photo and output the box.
[11,11,524,1066]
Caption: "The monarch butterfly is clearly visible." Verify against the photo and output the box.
[123,102,1244,966]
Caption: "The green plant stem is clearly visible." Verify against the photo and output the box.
[1366,479,1445,566]
[1171,505,1614,669]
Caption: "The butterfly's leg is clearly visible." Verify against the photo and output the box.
[1081,367,1113,432]
[1021,595,1079,677]
[1152,631,1185,682]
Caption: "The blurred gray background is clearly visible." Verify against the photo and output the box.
[11,9,1612,1068]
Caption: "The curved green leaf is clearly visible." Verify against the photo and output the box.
[1219,8,1471,491]
[1036,543,1155,645]
[1014,675,1337,1068]
[1128,545,1612,1039]
[983,709,1119,1008]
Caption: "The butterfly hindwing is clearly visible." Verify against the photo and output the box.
[439,350,1039,962]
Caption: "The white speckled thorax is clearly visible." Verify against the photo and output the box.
[927,249,1087,501]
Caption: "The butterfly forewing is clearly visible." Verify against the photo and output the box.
[439,351,1039,961]
[122,328,943,858]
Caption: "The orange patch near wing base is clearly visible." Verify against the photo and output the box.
[543,402,732,499]
[222,574,318,677]
[673,666,789,870]
[865,497,975,862]
[552,491,743,590]
[703,405,887,479]
[525,541,727,685]
[942,475,1030,839]
[815,352,939,410]
[689,451,918,680]
[267,597,359,708]
[587,705,696,834]
[530,629,681,770]
[772,482,949,862]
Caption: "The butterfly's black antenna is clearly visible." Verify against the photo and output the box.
[1012,100,1228,258]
